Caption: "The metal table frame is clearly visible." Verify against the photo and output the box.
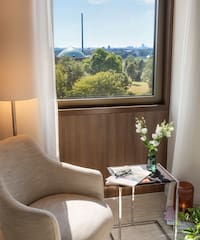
[109,163,179,240]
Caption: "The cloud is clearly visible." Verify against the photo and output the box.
[87,0,110,5]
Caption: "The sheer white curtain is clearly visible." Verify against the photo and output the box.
[168,0,200,204]
[31,0,59,160]
[0,0,59,160]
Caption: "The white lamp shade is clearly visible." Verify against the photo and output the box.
[0,0,36,100]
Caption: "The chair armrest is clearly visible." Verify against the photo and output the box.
[47,161,104,200]
[0,181,61,240]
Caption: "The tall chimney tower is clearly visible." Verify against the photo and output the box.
[81,12,84,53]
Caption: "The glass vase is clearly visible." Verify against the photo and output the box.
[147,151,157,173]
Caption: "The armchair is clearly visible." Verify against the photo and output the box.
[0,136,113,240]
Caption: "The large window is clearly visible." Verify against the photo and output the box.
[53,0,172,107]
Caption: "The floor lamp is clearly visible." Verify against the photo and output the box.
[11,100,17,136]
[0,99,36,137]
[0,0,36,137]
[0,80,36,136]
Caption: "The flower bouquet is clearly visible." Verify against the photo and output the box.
[135,116,174,173]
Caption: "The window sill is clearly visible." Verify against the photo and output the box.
[58,102,168,115]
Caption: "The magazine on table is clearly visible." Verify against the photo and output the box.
[106,165,151,187]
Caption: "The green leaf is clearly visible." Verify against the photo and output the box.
[197,223,200,232]
[184,234,195,240]
[194,236,200,240]
[183,228,196,234]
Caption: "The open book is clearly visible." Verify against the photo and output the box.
[106,165,151,187]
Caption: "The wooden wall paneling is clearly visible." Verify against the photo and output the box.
[78,114,107,170]
[59,106,168,181]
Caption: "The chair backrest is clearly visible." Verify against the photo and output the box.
[0,135,53,205]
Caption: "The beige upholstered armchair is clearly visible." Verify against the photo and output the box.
[0,136,113,240]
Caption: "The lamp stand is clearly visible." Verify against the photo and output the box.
[11,100,17,136]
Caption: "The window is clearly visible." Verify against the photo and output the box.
[53,0,173,108]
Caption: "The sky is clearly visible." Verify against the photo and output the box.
[53,0,155,48]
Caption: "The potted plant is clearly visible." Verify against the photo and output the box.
[179,207,200,240]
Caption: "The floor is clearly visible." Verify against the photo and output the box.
[104,192,182,240]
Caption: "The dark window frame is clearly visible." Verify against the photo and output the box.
[57,0,174,109]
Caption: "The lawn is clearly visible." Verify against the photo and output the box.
[128,81,151,96]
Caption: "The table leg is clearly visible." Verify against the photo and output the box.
[131,186,135,224]
[118,186,122,240]
[174,181,179,240]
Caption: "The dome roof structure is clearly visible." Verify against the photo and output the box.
[57,47,85,59]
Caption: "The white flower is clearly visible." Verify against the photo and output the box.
[141,128,148,134]
[149,140,154,146]
[140,136,147,142]
[135,123,141,129]
[136,128,141,133]
[155,126,161,133]
[154,141,160,147]
[135,123,142,131]
[155,126,163,137]
[165,131,171,138]
[135,117,174,153]
[152,133,157,139]
[150,140,160,147]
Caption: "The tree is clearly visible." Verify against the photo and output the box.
[124,55,136,69]
[124,55,138,81]
[70,71,128,97]
[116,72,130,90]
[105,53,122,73]
[126,62,137,81]
[135,59,145,82]
[141,57,153,87]
[89,48,122,74]
[57,56,84,90]
[56,64,67,98]
[125,56,146,82]
[82,57,91,73]
[89,48,108,73]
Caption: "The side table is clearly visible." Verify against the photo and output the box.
[107,163,179,240]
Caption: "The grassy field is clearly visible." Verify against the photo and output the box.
[128,81,151,96]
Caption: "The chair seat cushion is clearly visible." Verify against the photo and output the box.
[30,194,113,240]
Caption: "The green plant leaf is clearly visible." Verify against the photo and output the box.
[197,223,200,232]
[184,234,195,240]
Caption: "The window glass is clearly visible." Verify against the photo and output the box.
[53,0,156,102]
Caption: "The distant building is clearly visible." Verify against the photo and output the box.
[54,48,64,56]
[57,47,85,60]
